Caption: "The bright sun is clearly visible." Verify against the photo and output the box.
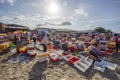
[49,2,59,14]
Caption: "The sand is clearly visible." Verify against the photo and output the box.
[0,49,120,80]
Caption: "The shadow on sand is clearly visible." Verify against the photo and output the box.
[64,54,120,80]
[29,61,47,80]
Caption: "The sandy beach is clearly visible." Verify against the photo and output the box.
[0,48,120,80]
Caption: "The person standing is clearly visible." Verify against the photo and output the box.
[14,34,17,44]
[32,33,37,45]
[114,34,120,52]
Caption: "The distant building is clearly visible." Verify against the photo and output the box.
[6,24,29,32]
[50,29,56,33]
[0,23,7,33]
[34,28,50,34]
[0,22,29,33]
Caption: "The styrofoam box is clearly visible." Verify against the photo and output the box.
[94,61,105,72]
[101,60,117,70]
[55,50,64,56]
[36,41,41,45]
[78,55,93,66]
[77,55,85,60]
[74,60,88,72]
[28,45,34,48]
[49,50,63,59]
[38,57,48,62]
[8,58,19,63]
[35,45,39,49]
[11,48,16,53]
[49,53,59,60]
[81,59,93,67]
[85,57,93,65]
[28,43,34,46]
[6,42,10,48]
[63,54,73,61]
[37,51,45,55]
[27,50,33,54]
[79,51,86,54]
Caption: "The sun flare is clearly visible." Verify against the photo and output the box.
[49,2,59,14]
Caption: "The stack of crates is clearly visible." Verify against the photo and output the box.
[107,42,115,50]
[100,40,108,51]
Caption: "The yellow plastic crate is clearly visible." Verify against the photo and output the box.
[37,52,48,57]
[0,45,4,53]
[9,41,13,45]
[108,42,115,49]
[1,44,7,50]
[19,46,28,53]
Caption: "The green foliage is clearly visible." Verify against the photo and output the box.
[106,30,112,33]
[95,27,106,33]
[94,27,112,33]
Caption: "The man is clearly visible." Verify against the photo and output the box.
[114,34,120,52]
[32,33,37,45]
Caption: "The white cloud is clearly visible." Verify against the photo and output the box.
[0,10,2,14]
[85,24,95,30]
[13,15,26,20]
[112,29,120,33]
[31,3,40,8]
[0,0,4,3]
[90,18,120,23]
[7,0,15,5]
[75,8,88,17]
[0,16,7,21]
[0,0,16,5]
[64,1,67,7]
[0,12,84,30]
[44,0,60,2]
[70,8,88,22]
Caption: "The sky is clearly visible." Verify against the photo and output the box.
[0,0,120,32]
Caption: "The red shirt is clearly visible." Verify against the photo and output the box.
[114,36,119,44]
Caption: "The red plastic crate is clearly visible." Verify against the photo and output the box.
[28,47,34,50]
[50,57,60,62]
[106,50,113,55]
[98,51,106,56]
[62,51,68,56]
[69,46,76,52]
[49,53,60,62]
[68,57,80,64]
[53,46,57,50]
[29,53,36,57]
[98,53,105,56]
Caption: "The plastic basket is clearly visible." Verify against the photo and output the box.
[63,54,73,61]
[68,57,80,64]
[19,46,28,53]
[74,60,88,72]
[38,57,48,62]
[101,60,117,70]
[94,61,105,72]
[49,53,60,62]
[106,50,113,55]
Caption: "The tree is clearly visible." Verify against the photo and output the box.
[94,27,112,33]
[94,27,106,33]
[106,30,112,33]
